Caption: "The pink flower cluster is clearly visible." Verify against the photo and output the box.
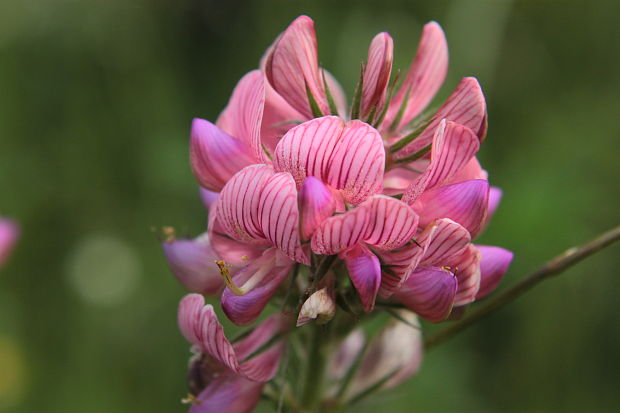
[0,218,18,268]
[164,16,513,412]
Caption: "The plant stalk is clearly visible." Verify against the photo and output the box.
[299,323,332,412]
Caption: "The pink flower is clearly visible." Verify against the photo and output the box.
[178,294,289,412]
[0,218,19,268]
[166,14,512,326]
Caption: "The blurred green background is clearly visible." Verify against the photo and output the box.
[1,0,619,412]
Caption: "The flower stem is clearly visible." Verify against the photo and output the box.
[425,224,620,349]
[300,323,332,412]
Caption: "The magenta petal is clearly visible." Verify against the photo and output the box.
[379,217,467,298]
[361,32,394,119]
[395,266,457,322]
[299,177,337,241]
[0,219,19,267]
[199,188,219,210]
[342,244,381,312]
[488,186,502,219]
[384,21,448,130]
[265,16,329,118]
[233,312,290,360]
[221,248,293,325]
[475,245,513,299]
[258,172,309,264]
[178,293,285,381]
[162,234,223,295]
[311,201,371,255]
[216,165,274,243]
[189,372,263,413]
[416,179,490,238]
[216,70,266,162]
[402,120,480,202]
[190,119,255,192]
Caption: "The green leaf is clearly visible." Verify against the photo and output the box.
[389,117,432,153]
[388,83,412,132]
[322,70,340,116]
[306,81,324,118]
[350,63,365,120]
[394,142,432,164]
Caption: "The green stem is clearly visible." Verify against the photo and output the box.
[300,323,332,411]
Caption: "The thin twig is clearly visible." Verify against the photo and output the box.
[425,224,620,349]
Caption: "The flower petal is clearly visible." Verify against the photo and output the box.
[341,244,382,312]
[216,70,266,161]
[361,32,394,119]
[384,21,448,130]
[232,312,291,361]
[199,188,219,210]
[162,233,223,295]
[190,119,256,192]
[265,16,329,118]
[189,372,263,413]
[402,120,480,203]
[258,172,308,264]
[419,218,471,265]
[178,293,285,381]
[326,120,385,204]
[221,248,293,325]
[216,165,273,243]
[475,245,513,299]
[394,266,457,322]
[297,287,336,326]
[311,195,417,256]
[446,244,481,306]
[349,311,422,397]
[328,329,366,382]
[378,217,464,298]
[363,195,419,251]
[0,219,19,267]
[274,117,385,204]
[395,77,487,158]
[298,176,338,241]
[416,179,490,238]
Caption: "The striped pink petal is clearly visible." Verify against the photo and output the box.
[232,312,291,361]
[361,32,394,119]
[383,21,448,131]
[364,195,419,251]
[341,244,382,312]
[0,219,19,267]
[395,77,487,158]
[475,245,513,300]
[419,218,471,266]
[311,196,417,256]
[178,294,285,382]
[190,119,256,192]
[326,120,385,204]
[207,200,264,269]
[216,165,274,244]
[221,248,293,325]
[274,116,385,205]
[216,70,266,162]
[264,16,329,118]
[189,372,263,413]
[394,266,457,322]
[299,176,337,241]
[446,244,481,306]
[258,172,308,264]
[402,120,480,204]
[416,179,490,238]
[261,80,305,154]
[162,233,223,295]
[378,217,463,298]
